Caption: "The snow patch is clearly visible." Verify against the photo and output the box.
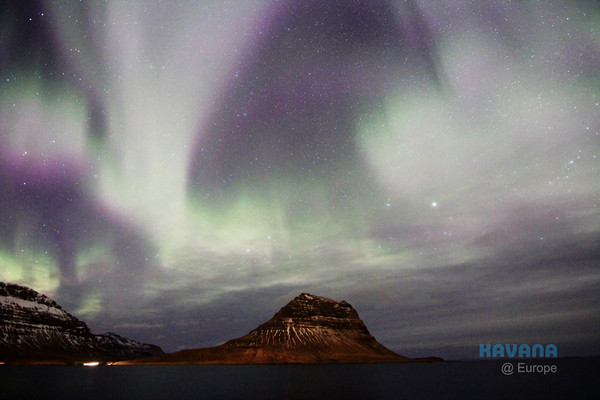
[0,295,66,317]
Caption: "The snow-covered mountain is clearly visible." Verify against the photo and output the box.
[0,282,162,364]
[94,331,163,361]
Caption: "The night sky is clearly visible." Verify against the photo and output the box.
[1,0,599,360]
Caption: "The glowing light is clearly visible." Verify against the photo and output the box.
[83,362,100,367]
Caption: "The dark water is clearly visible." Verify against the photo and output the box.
[1,358,597,399]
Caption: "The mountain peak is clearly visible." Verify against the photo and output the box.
[295,292,349,305]
[224,293,376,352]
[122,293,410,364]
[0,281,64,311]
[0,282,163,364]
[281,292,354,315]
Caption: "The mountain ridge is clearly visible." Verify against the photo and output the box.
[119,293,433,365]
[0,281,163,364]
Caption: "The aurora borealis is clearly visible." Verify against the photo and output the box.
[1,0,599,359]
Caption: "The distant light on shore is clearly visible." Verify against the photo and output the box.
[83,362,100,367]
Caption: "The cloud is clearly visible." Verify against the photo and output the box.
[113,323,164,330]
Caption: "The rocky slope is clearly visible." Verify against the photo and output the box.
[120,293,413,364]
[0,282,163,364]
[94,332,163,361]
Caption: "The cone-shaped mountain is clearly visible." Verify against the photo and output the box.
[121,293,411,364]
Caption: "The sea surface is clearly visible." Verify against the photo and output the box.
[1,358,597,399]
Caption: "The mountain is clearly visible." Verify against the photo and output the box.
[94,332,163,361]
[120,293,419,364]
[0,282,163,364]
